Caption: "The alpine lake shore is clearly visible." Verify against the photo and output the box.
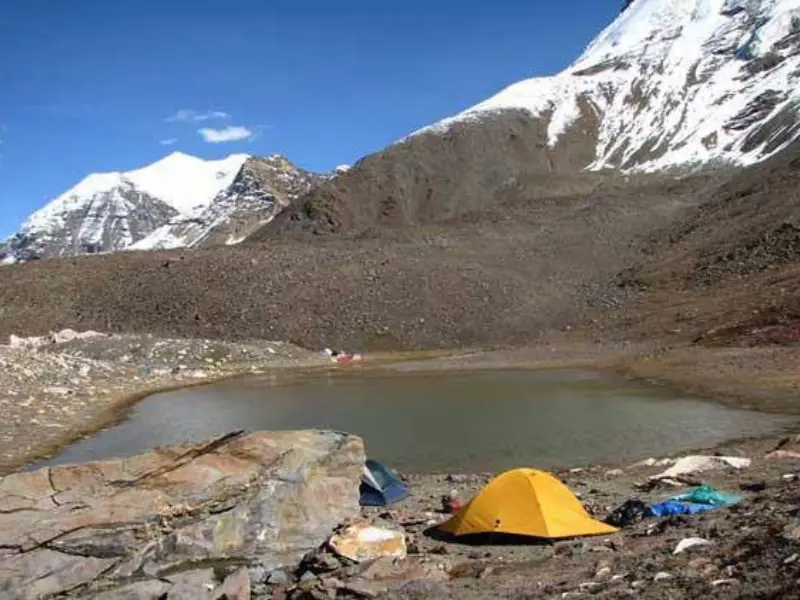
[1,330,799,599]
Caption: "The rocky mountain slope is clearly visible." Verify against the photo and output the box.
[0,152,317,262]
[615,138,800,346]
[129,155,320,250]
[254,0,800,238]
[0,184,178,262]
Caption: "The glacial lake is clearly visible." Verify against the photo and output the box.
[41,369,797,473]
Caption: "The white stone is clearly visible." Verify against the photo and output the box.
[328,522,407,563]
[674,537,712,555]
[652,456,751,480]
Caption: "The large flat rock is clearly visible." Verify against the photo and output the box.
[0,430,365,599]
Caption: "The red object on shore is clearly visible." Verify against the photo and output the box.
[443,497,462,514]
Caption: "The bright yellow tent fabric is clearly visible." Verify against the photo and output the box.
[439,468,618,539]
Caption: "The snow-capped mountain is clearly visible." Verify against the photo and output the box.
[1,181,178,263]
[257,0,800,238]
[415,0,800,171]
[129,155,320,250]
[0,153,251,262]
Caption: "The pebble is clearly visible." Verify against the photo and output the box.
[595,567,611,580]
[313,554,342,573]
[446,474,468,483]
[341,581,386,599]
[711,579,738,587]
[267,570,291,585]
[247,567,268,584]
[631,580,646,589]
[674,537,712,555]
[579,581,604,592]
[610,574,627,583]
[688,557,712,569]
[782,520,800,542]
[784,554,799,565]
[478,566,495,579]
[654,572,672,582]
[605,469,624,477]
[740,481,767,492]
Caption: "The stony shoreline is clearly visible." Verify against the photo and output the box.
[3,330,800,476]
[2,426,799,598]
[1,331,800,598]
[0,331,335,475]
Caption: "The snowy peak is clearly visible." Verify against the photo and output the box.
[21,152,249,235]
[129,155,322,251]
[126,152,249,213]
[417,0,800,171]
[1,152,254,263]
[22,172,129,232]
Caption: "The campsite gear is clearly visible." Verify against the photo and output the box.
[359,459,410,507]
[671,485,740,507]
[605,499,649,528]
[647,500,716,517]
[442,493,461,514]
[438,468,618,539]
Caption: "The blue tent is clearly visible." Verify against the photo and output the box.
[359,459,410,506]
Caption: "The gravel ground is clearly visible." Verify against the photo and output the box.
[0,331,330,474]
[284,434,800,599]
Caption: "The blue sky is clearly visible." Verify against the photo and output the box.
[0,0,619,238]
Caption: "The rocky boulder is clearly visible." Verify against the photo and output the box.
[0,430,365,599]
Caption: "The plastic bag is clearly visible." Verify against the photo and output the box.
[672,485,740,507]
[604,499,649,527]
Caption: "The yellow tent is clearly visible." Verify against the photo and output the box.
[439,468,618,539]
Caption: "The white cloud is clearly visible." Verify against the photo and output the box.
[159,138,178,146]
[165,109,230,123]
[198,125,254,143]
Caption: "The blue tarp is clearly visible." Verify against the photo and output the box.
[647,500,717,517]
[359,459,410,507]
[648,500,717,517]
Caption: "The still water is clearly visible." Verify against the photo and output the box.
[44,369,796,473]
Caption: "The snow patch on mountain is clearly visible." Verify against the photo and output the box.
[412,0,800,171]
[125,152,249,213]
[1,152,251,263]
[129,155,320,251]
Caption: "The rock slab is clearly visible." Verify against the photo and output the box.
[0,429,365,599]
